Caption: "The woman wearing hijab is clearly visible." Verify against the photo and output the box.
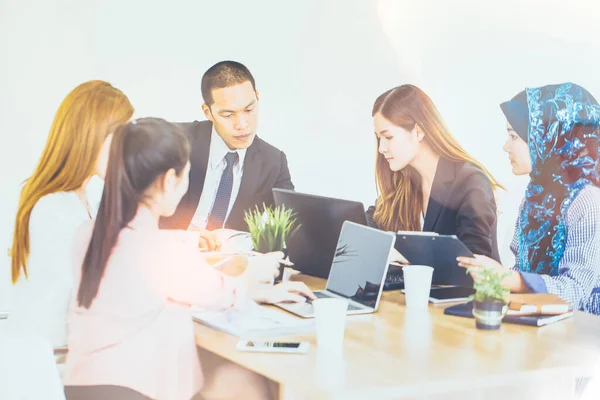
[459,82,600,315]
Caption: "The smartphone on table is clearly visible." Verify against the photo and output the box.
[236,340,310,354]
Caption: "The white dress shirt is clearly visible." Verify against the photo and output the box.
[9,189,98,349]
[190,128,247,230]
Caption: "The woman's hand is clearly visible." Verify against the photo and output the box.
[457,254,525,292]
[252,281,316,304]
[204,251,283,282]
[207,255,248,277]
[390,248,409,266]
[247,252,283,283]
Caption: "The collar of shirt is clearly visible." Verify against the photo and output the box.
[208,127,248,171]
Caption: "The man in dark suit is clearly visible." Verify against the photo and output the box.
[160,61,294,231]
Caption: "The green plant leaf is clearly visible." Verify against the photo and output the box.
[244,203,300,253]
[466,265,510,303]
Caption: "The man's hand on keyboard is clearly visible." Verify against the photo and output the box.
[252,281,316,304]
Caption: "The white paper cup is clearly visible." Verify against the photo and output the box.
[313,298,348,352]
[403,265,433,310]
[315,350,347,389]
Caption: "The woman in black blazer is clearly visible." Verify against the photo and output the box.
[367,85,502,261]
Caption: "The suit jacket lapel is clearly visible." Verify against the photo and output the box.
[229,139,263,222]
[422,158,455,232]
[185,122,212,214]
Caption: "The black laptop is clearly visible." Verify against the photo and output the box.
[272,189,367,278]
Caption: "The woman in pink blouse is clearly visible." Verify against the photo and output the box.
[63,118,284,400]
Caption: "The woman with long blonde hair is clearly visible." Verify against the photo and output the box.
[368,84,503,260]
[9,80,134,349]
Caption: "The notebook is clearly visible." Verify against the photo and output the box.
[443,301,574,327]
[508,294,571,315]
[193,301,314,339]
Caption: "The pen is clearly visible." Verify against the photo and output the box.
[277,259,294,267]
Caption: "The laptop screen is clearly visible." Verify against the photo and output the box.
[325,222,395,308]
[272,188,367,279]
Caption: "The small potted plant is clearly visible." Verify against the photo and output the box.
[244,204,299,254]
[467,266,510,330]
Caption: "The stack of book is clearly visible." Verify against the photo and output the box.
[444,294,574,326]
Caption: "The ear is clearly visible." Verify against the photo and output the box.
[414,124,425,141]
[255,90,260,102]
[161,168,178,191]
[202,104,213,122]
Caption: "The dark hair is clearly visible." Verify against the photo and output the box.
[201,60,256,106]
[500,90,528,141]
[77,118,190,308]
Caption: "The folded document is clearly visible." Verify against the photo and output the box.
[193,301,314,339]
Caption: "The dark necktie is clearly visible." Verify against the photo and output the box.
[206,152,239,230]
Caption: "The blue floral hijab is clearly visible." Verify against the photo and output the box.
[502,83,600,275]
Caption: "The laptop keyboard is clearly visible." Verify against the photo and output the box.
[312,292,363,311]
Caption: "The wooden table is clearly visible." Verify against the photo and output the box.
[194,275,600,399]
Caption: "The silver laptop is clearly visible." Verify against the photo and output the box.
[275,221,396,318]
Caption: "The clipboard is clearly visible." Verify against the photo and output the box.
[394,232,474,287]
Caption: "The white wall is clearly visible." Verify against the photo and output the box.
[2,0,600,310]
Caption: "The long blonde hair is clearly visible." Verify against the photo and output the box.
[11,80,134,283]
[373,85,503,232]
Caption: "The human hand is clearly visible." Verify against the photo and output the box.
[457,254,522,291]
[253,281,316,304]
[247,251,284,283]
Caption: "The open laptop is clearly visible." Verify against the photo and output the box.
[272,188,368,278]
[275,221,396,318]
